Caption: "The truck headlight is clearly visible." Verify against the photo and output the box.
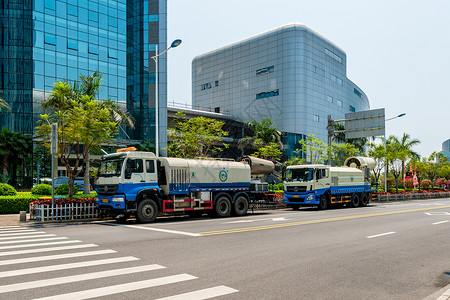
[112,197,125,202]
[306,194,314,201]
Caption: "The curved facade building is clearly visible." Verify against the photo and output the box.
[192,23,370,156]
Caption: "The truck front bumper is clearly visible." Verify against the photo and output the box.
[283,193,318,205]
[95,195,126,210]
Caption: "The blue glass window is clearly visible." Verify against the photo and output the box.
[44,33,56,45]
[45,50,56,64]
[78,41,88,56]
[349,105,356,112]
[89,45,99,55]
[78,0,88,8]
[56,1,67,17]
[67,67,78,81]
[108,16,118,27]
[67,39,78,50]
[89,11,98,22]
[108,49,117,59]
[56,66,67,80]
[33,47,45,61]
[56,52,67,65]
[44,0,55,10]
[45,62,56,77]
[78,57,88,70]
[34,31,44,48]
[67,4,78,16]
[56,36,67,53]
[34,74,45,89]
[34,61,45,75]
[35,0,44,12]
[354,88,362,98]
[78,8,88,24]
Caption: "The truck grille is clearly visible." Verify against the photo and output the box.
[286,186,307,192]
[96,184,119,195]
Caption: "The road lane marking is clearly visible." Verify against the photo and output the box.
[0,249,117,266]
[0,237,67,245]
[0,244,97,257]
[32,273,197,300]
[199,205,450,236]
[0,229,37,234]
[0,256,139,278]
[224,217,289,224]
[0,240,81,250]
[366,232,396,239]
[155,285,239,300]
[0,226,21,230]
[0,264,166,294]
[108,223,202,237]
[0,231,47,237]
[432,220,449,225]
[0,233,55,241]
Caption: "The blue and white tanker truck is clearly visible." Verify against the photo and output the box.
[283,157,377,210]
[95,148,275,223]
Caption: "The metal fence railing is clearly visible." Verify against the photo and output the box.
[29,203,99,221]
[376,191,450,202]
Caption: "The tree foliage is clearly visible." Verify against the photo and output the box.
[0,128,32,186]
[35,72,133,199]
[167,111,229,158]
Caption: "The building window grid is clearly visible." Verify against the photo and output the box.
[31,1,127,100]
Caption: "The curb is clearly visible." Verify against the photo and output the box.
[423,284,450,300]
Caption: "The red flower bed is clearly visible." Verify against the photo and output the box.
[30,197,96,206]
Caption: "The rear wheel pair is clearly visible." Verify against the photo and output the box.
[215,196,248,217]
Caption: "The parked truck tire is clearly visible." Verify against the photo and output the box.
[360,193,369,207]
[318,194,329,210]
[350,193,360,207]
[136,199,158,223]
[233,195,249,216]
[215,196,231,218]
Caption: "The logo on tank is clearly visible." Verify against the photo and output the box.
[219,168,228,182]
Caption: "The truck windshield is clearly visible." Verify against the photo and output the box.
[285,168,314,182]
[98,158,124,177]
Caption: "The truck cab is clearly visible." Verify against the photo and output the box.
[284,165,330,206]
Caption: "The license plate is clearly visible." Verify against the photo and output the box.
[102,199,108,203]
[293,195,299,198]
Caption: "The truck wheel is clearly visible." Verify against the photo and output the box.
[215,196,231,217]
[233,196,248,216]
[136,199,158,223]
[360,193,369,207]
[351,193,360,207]
[318,194,328,210]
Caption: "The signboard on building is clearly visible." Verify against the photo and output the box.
[344,108,385,139]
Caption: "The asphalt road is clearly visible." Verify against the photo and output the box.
[1,198,449,299]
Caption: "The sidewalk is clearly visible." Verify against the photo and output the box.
[0,213,24,226]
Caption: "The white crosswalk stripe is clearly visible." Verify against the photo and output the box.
[0,233,55,241]
[0,249,117,266]
[0,239,81,250]
[0,226,239,299]
[0,237,68,245]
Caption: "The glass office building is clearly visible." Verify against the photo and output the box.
[192,23,370,157]
[0,0,167,148]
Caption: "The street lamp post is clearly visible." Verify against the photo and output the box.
[384,113,406,192]
[151,39,182,157]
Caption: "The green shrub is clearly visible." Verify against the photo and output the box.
[31,184,52,195]
[0,183,17,196]
[55,184,78,195]
[0,194,38,213]
[421,179,432,190]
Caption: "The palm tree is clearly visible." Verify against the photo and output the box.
[0,97,9,112]
[0,128,31,185]
[238,118,284,153]
[392,133,420,179]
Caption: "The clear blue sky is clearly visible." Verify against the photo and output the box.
[167,0,450,158]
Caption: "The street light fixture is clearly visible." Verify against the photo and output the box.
[384,112,406,192]
[151,39,182,157]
